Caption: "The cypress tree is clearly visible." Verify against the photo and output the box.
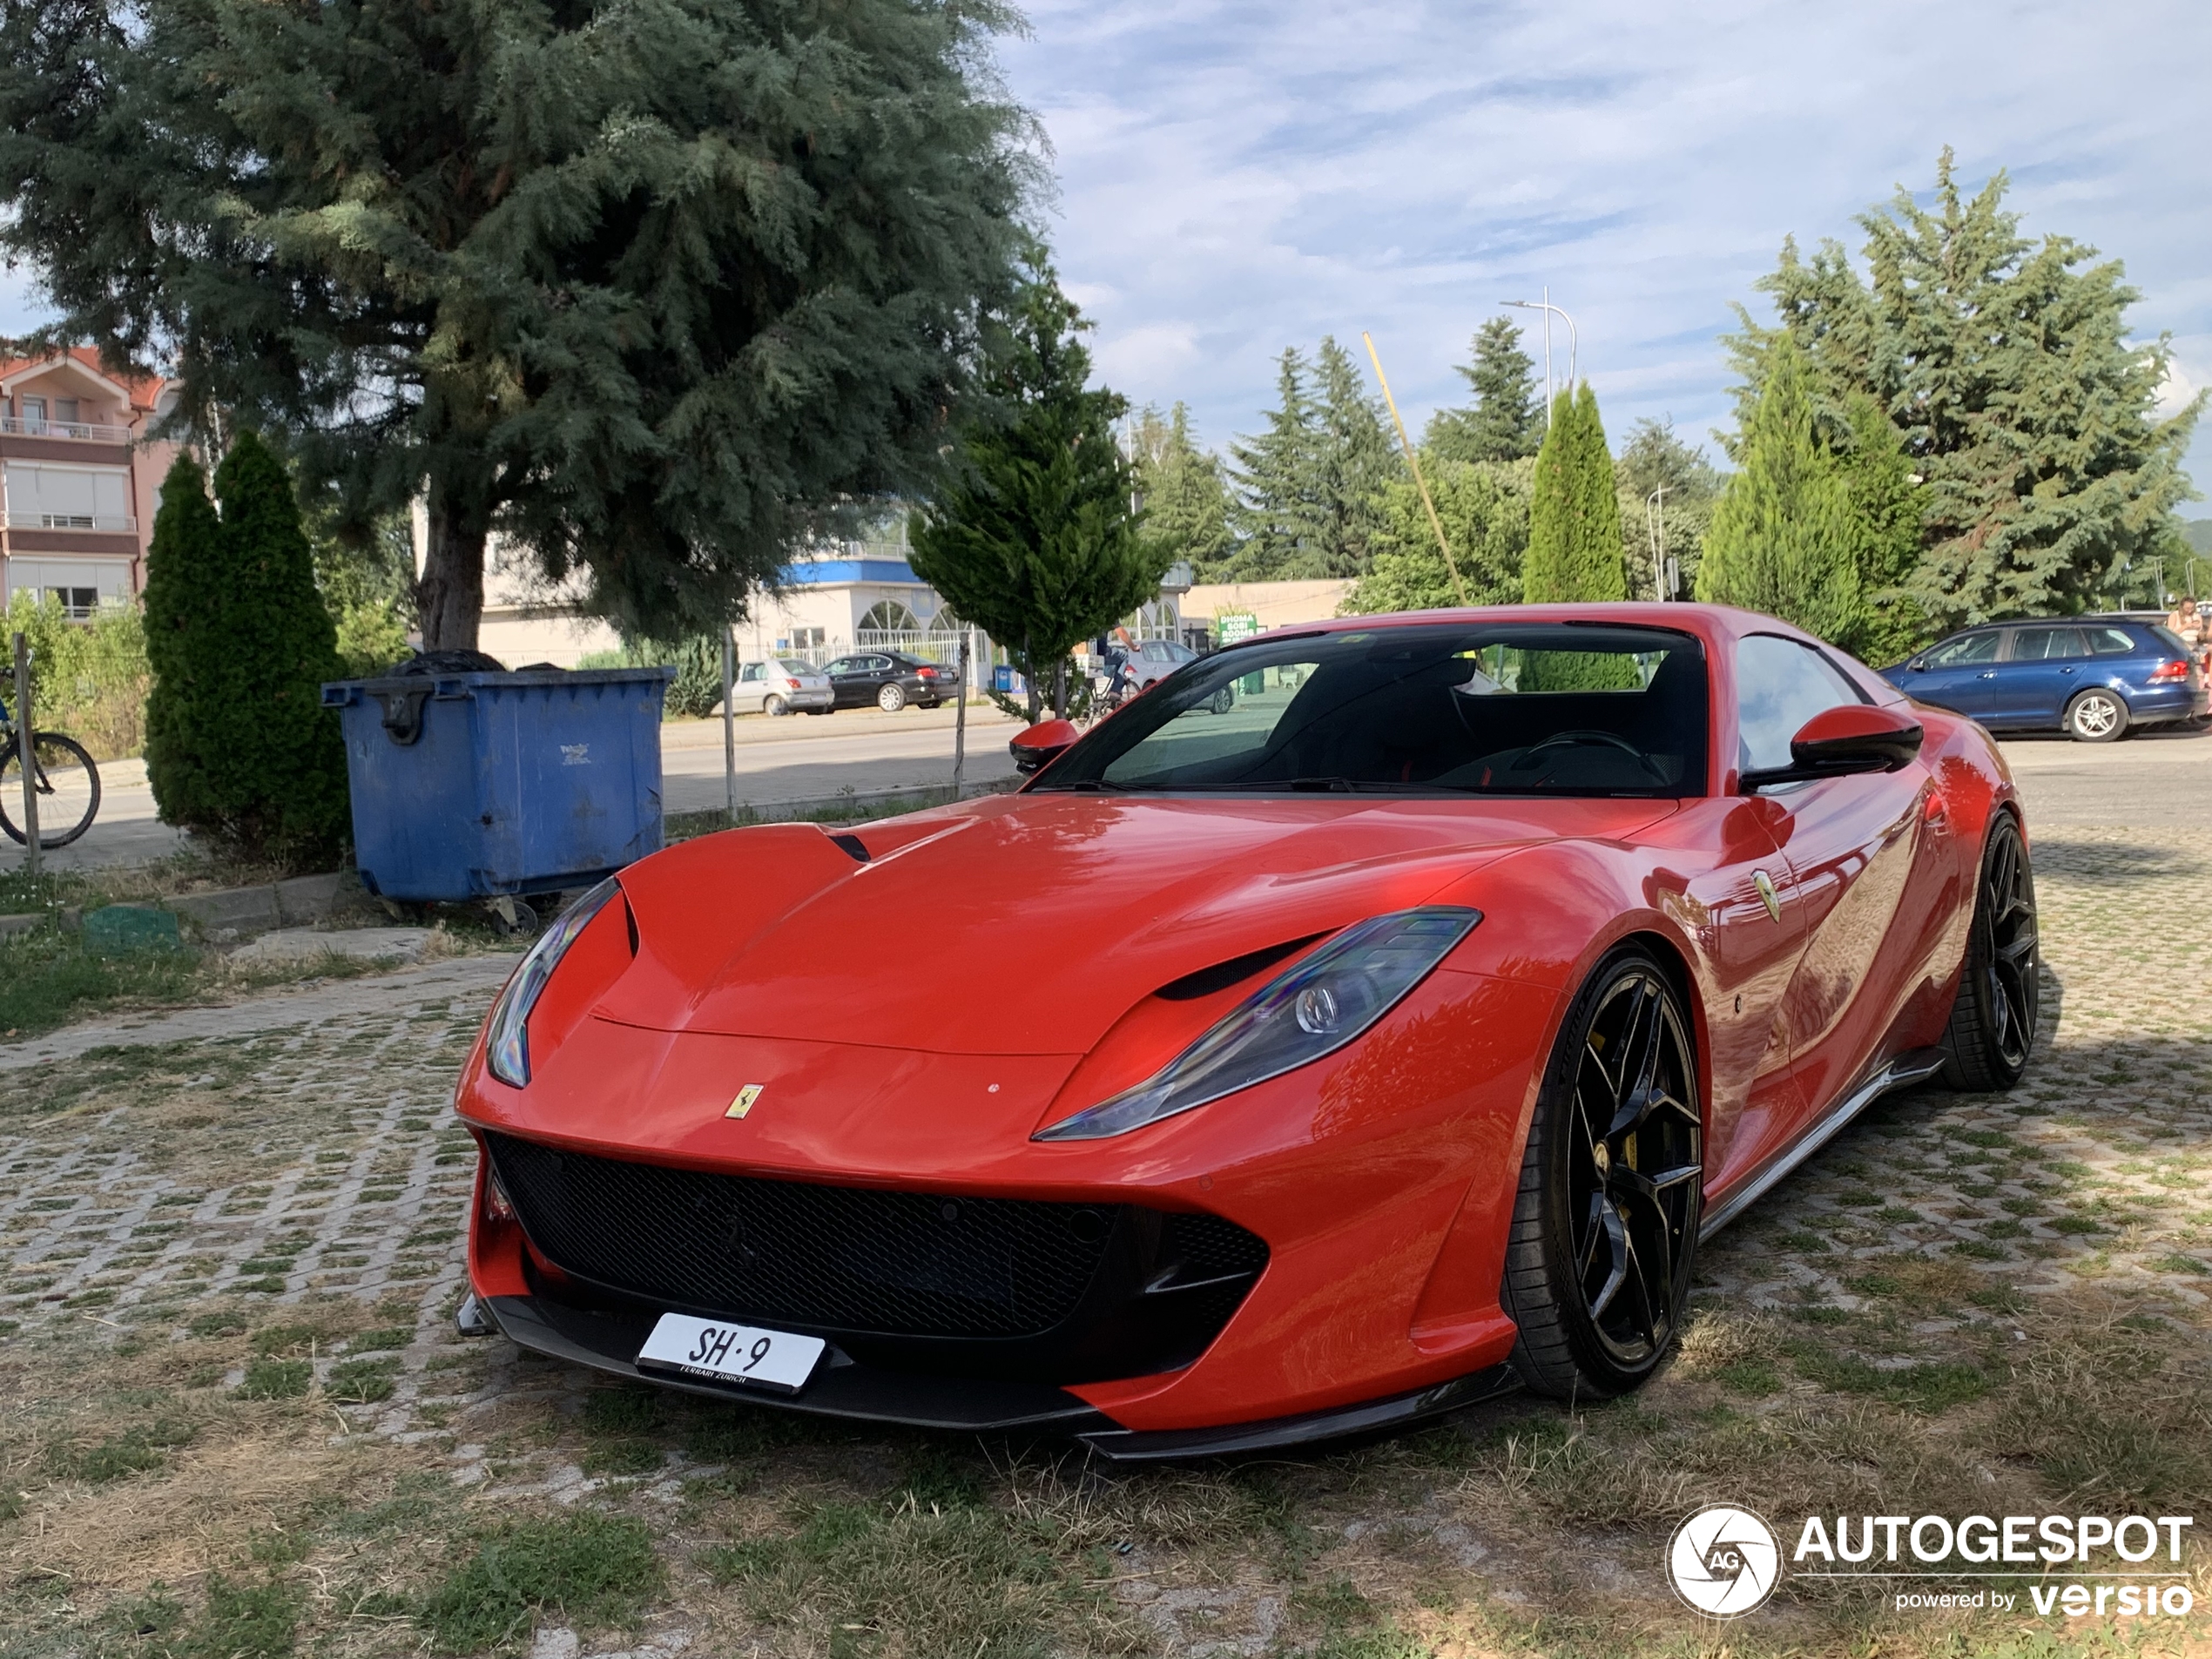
[142,453,226,832]
[1696,337,1862,642]
[145,435,350,862]
[909,253,1160,722]
[1524,385,1627,603]
[1426,318,1541,464]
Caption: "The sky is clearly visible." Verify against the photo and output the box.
[994,0,2212,503]
[3,0,2204,504]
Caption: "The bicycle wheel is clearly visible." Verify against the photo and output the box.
[0,732,102,848]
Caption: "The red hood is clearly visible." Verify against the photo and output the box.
[597,792,1677,1055]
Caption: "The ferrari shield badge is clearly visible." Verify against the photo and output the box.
[1752,870,1783,925]
[725,1084,765,1120]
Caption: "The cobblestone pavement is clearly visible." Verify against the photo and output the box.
[2,827,2208,1658]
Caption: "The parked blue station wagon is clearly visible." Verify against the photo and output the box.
[1881,617,2209,742]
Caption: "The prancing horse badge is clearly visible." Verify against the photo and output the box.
[1752,869,1783,925]
[725,1084,765,1120]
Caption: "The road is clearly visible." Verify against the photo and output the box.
[8,698,2193,873]
[4,704,1022,873]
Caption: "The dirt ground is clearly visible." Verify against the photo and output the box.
[2,826,2209,1659]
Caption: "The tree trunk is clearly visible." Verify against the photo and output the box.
[1052,656,1068,718]
[1022,632,1042,723]
[416,489,489,651]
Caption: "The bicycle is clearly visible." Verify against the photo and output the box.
[0,692,102,849]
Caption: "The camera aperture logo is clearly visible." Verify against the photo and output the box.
[1669,1504,1782,1617]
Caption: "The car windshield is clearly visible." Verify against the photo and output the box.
[1035,623,1709,798]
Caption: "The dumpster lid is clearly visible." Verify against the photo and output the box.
[323,665,676,702]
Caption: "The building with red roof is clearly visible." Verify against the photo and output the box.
[0,347,184,615]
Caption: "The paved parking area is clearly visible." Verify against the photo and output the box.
[2,736,2208,1657]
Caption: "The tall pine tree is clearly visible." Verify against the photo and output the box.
[1613,417,1720,600]
[1131,403,1236,580]
[1426,318,1541,464]
[1696,337,1862,642]
[1723,150,2202,629]
[1309,336,1401,577]
[0,0,1034,649]
[909,253,1161,722]
[1227,350,1324,579]
[1523,385,1626,604]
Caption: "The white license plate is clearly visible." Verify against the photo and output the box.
[635,1313,825,1393]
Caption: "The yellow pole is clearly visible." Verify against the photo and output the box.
[1362,332,1469,607]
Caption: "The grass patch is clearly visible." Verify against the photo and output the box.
[1791,1350,1991,1413]
[236,1358,313,1399]
[346,1325,414,1352]
[53,1418,195,1482]
[185,1574,300,1659]
[701,1493,1096,1659]
[0,927,200,1038]
[325,1358,400,1404]
[419,1510,663,1653]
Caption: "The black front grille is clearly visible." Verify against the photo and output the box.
[483,1132,1268,1375]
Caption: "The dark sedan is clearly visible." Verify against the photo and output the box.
[822,650,961,712]
[1881,617,2207,741]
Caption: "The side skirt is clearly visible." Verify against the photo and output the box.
[1697,1047,1948,1241]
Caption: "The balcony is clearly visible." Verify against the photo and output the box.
[0,415,135,443]
[0,511,138,532]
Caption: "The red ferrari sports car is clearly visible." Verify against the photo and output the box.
[453,604,2038,1458]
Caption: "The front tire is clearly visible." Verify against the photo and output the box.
[1501,947,1703,1399]
[0,732,102,848]
[2066,689,2127,742]
[1940,813,2040,1091]
[877,683,907,713]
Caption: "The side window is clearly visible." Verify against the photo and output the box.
[2089,627,2138,657]
[826,658,855,675]
[738,663,762,683]
[2010,627,2088,661]
[1736,635,1867,774]
[1928,632,2000,668]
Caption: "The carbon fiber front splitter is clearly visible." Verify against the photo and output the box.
[475,1291,1517,1462]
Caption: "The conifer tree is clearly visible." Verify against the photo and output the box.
[1523,385,1627,604]
[142,453,226,833]
[1613,417,1720,600]
[1696,338,1862,643]
[145,435,351,862]
[1131,403,1237,580]
[1426,318,1541,464]
[1309,336,1401,577]
[1227,350,1324,578]
[1345,457,1533,613]
[909,253,1160,722]
[1723,150,2202,629]
[0,0,1034,649]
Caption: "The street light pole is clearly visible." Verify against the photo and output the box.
[1501,296,1579,424]
[1647,484,1668,600]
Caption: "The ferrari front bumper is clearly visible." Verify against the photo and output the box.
[469,1288,1514,1461]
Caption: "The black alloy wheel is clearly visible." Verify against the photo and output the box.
[1501,947,1703,1398]
[1941,812,2040,1090]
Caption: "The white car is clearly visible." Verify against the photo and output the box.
[729,659,833,717]
[1124,637,1200,689]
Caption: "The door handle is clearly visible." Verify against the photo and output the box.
[2060,666,2075,674]
[1978,671,1997,678]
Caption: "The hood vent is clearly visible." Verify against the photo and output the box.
[1154,933,1325,1002]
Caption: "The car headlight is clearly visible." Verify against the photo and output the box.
[1034,907,1480,1142]
[484,877,623,1088]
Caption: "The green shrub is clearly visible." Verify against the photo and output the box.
[3,594,151,760]
[144,437,351,865]
[579,635,719,718]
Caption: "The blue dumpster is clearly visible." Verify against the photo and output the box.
[322,668,673,902]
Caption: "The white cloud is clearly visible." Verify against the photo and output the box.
[1002,0,2212,481]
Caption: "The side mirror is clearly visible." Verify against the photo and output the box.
[1741,705,1923,792]
[1009,718,1081,776]
[1905,656,1927,672]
